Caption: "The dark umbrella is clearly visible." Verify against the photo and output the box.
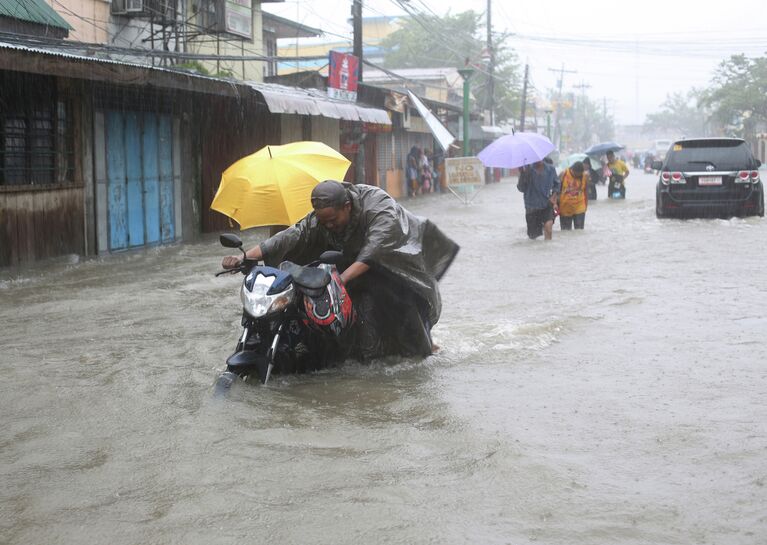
[584,142,624,156]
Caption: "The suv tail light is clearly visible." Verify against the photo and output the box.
[736,170,755,183]
[661,171,685,185]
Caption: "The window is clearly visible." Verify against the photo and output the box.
[195,0,219,31]
[111,0,145,15]
[264,35,277,77]
[0,73,74,186]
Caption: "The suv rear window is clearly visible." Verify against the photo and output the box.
[664,139,755,171]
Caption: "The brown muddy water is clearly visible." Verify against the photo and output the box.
[1,172,766,544]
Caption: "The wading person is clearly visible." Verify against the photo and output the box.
[517,160,560,240]
[222,180,459,359]
[582,157,599,200]
[606,150,630,199]
[558,161,589,230]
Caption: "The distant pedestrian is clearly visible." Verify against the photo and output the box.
[421,148,433,193]
[558,161,589,230]
[517,160,560,240]
[582,157,598,200]
[406,146,421,197]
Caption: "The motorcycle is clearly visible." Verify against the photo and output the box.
[214,233,355,390]
[608,173,626,199]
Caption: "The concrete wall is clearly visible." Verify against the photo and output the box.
[187,5,265,81]
[48,0,110,43]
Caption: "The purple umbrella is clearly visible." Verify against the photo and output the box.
[477,132,555,169]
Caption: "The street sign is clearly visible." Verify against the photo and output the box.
[445,157,484,204]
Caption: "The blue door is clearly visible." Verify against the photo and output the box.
[143,117,161,245]
[158,115,175,243]
[106,110,175,251]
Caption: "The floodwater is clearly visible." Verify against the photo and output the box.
[2,171,766,545]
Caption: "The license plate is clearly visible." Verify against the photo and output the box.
[698,176,722,186]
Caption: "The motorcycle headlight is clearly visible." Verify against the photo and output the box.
[240,273,294,318]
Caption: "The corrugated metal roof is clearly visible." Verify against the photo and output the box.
[249,82,391,125]
[0,0,73,31]
[0,40,391,124]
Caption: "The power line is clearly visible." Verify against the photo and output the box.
[0,31,331,63]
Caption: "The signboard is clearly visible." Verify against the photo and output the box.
[224,0,253,39]
[328,51,359,102]
[445,157,484,203]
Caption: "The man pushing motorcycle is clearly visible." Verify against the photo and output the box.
[222,180,459,359]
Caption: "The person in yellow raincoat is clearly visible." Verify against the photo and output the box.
[558,161,589,230]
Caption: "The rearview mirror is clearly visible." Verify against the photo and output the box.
[220,233,243,248]
[651,160,663,171]
[319,250,344,265]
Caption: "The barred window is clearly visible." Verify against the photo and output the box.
[0,73,74,186]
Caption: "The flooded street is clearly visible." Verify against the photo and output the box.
[2,171,767,544]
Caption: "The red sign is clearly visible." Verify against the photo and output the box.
[328,51,359,101]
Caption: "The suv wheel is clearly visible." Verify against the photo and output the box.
[655,187,667,218]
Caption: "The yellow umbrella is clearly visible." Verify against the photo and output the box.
[211,141,351,229]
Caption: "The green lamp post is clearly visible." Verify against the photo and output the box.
[457,67,474,157]
[545,109,553,140]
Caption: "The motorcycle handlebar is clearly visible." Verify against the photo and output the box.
[214,258,261,277]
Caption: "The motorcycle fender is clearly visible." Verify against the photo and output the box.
[226,350,273,384]
[226,350,268,372]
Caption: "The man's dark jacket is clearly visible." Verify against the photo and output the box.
[258,183,459,326]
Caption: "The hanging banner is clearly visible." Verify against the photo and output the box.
[328,51,359,102]
[407,90,455,152]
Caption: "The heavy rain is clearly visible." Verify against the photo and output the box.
[2,0,767,544]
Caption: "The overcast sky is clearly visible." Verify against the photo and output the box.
[265,0,767,125]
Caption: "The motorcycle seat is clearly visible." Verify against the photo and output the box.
[279,261,331,290]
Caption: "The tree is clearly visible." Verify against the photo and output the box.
[643,89,709,137]
[557,91,614,151]
[700,54,767,139]
[380,10,521,123]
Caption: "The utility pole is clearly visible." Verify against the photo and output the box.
[519,63,529,131]
[573,80,591,97]
[573,80,591,149]
[458,66,475,156]
[486,0,494,125]
[548,63,576,148]
[352,0,363,81]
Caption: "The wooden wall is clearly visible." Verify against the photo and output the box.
[199,95,281,233]
[0,186,84,267]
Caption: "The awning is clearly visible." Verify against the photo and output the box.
[407,90,455,152]
[250,83,391,125]
[481,125,506,138]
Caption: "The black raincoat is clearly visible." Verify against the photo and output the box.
[258,183,459,357]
